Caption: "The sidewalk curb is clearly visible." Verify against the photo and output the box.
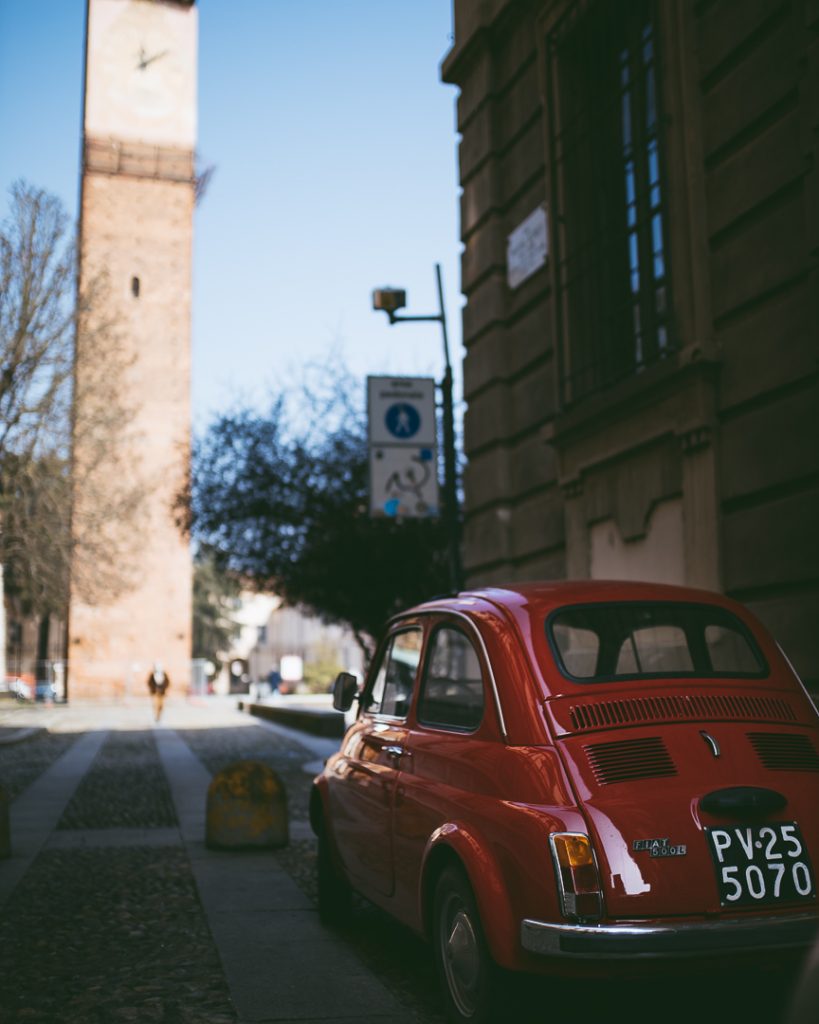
[0,727,46,747]
[239,700,346,738]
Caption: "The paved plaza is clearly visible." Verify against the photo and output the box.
[0,698,428,1024]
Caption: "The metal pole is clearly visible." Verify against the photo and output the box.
[435,264,463,593]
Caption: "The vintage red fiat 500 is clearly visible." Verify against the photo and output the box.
[310,582,819,1021]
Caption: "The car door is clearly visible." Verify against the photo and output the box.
[392,621,493,919]
[327,625,424,898]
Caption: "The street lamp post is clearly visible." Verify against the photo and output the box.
[372,264,463,593]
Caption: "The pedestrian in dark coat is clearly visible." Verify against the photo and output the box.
[147,663,170,722]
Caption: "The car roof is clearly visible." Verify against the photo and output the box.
[385,580,794,741]
[406,579,741,622]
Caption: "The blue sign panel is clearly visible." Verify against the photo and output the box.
[385,402,421,440]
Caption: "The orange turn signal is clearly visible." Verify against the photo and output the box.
[549,832,602,920]
[552,833,595,869]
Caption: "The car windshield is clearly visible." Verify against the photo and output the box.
[548,602,768,682]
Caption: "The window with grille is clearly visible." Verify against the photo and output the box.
[547,0,674,405]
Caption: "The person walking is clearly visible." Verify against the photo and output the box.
[147,662,170,722]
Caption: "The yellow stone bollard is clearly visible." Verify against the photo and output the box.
[205,760,288,850]
[0,784,10,859]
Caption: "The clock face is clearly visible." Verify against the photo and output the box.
[85,0,197,147]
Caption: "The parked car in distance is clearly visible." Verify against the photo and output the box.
[1,676,33,701]
[311,582,819,1023]
[35,681,57,702]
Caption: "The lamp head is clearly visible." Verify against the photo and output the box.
[372,287,407,314]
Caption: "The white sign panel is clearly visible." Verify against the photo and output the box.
[507,205,549,289]
[369,446,439,518]
[280,655,303,682]
[368,376,437,447]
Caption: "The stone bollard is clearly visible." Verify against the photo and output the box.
[0,784,10,859]
[205,760,288,850]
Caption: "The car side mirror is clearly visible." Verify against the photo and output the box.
[332,671,359,712]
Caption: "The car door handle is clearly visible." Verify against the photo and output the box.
[384,745,404,763]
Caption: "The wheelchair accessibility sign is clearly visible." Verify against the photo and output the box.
[369,445,439,518]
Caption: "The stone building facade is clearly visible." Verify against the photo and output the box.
[68,0,196,699]
[442,0,819,687]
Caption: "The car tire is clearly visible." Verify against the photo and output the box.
[317,830,351,926]
[432,864,498,1023]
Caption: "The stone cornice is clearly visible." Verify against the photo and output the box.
[83,136,194,184]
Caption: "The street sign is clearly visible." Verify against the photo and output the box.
[369,445,439,518]
[368,377,439,518]
[368,376,436,447]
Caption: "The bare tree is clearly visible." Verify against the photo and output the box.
[0,182,73,459]
[194,156,216,206]
[0,181,145,672]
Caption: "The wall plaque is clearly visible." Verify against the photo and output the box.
[507,205,548,289]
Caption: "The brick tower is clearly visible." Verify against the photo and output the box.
[69,0,196,700]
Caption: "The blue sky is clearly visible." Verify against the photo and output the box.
[0,0,462,428]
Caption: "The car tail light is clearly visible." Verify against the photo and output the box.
[549,832,602,921]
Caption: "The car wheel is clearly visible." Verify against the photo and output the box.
[433,865,497,1023]
[317,830,351,925]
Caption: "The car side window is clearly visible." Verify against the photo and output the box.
[418,626,485,731]
[366,645,390,711]
[553,624,599,677]
[365,628,423,718]
[705,624,761,674]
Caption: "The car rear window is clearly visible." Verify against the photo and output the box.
[548,603,767,682]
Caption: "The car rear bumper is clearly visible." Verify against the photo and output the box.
[521,911,819,959]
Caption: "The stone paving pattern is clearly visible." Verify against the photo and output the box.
[0,730,75,801]
[179,725,446,1024]
[0,703,444,1024]
[0,713,239,1023]
[0,846,236,1023]
[59,731,177,830]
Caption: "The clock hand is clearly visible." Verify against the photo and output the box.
[137,48,168,70]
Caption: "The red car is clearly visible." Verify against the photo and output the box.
[310,582,819,1022]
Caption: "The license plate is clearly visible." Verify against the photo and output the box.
[705,822,816,907]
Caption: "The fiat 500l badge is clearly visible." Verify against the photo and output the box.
[633,838,688,857]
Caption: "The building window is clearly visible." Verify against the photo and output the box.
[547,0,673,405]
[131,276,140,298]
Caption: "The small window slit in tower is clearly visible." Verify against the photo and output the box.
[131,276,140,298]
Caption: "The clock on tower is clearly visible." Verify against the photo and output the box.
[69,0,197,701]
[85,0,196,148]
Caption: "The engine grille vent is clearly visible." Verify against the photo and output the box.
[569,694,796,732]
[584,736,677,785]
[748,733,819,773]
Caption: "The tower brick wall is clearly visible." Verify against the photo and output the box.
[69,0,198,701]
[69,169,193,701]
